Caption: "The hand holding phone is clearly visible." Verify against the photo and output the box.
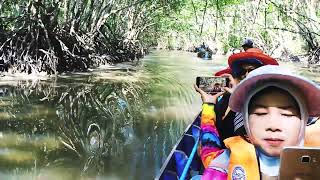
[218,73,237,94]
[196,76,229,95]
[194,84,225,104]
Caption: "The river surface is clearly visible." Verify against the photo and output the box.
[0,51,318,180]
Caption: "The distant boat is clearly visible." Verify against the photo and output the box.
[197,49,212,60]
[155,114,203,180]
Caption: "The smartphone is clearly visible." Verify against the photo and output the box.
[196,76,229,94]
[279,146,320,180]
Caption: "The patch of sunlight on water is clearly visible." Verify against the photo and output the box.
[0,149,35,163]
[0,133,60,173]
[92,71,141,82]
[0,133,60,150]
[142,104,201,122]
[57,61,144,83]
[17,105,56,121]
[0,72,48,81]
[0,112,11,120]
[280,61,320,83]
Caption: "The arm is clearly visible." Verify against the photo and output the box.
[200,103,228,166]
[194,85,229,178]
[199,103,229,179]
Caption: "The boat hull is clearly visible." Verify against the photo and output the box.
[155,114,203,180]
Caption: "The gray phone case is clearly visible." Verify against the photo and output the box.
[279,146,320,180]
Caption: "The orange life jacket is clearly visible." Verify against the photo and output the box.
[305,119,320,147]
[222,129,320,180]
[224,136,260,180]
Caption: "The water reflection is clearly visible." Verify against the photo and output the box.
[0,65,177,179]
[0,51,318,179]
[53,79,152,178]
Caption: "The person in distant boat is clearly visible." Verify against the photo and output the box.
[198,42,213,59]
[201,42,206,49]
[213,51,279,141]
[195,65,320,179]
[198,42,207,53]
[201,42,210,50]
[241,38,254,51]
[241,38,264,54]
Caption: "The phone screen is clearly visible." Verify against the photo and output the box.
[196,76,229,94]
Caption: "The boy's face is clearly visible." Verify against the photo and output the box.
[238,64,259,80]
[248,89,301,156]
[233,63,260,82]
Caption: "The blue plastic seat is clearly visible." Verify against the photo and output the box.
[174,150,189,177]
[162,170,178,180]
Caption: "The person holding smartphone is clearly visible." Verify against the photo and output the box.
[214,51,320,146]
[209,50,279,141]
[196,65,320,179]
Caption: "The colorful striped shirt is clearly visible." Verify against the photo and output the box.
[200,103,229,179]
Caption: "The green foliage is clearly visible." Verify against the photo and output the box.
[213,0,244,9]
[317,8,320,17]
[221,34,241,54]
[266,2,275,13]
[222,42,229,54]
[1,0,320,68]
[228,34,241,48]
[261,30,271,45]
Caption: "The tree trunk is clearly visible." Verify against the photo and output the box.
[200,0,208,36]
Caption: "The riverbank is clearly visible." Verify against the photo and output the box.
[1,49,319,81]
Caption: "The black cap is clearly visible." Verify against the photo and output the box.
[242,38,253,47]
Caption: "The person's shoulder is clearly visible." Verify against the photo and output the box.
[220,93,231,102]
[245,48,264,53]
[215,94,231,109]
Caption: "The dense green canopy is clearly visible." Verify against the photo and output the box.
[0,0,319,74]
